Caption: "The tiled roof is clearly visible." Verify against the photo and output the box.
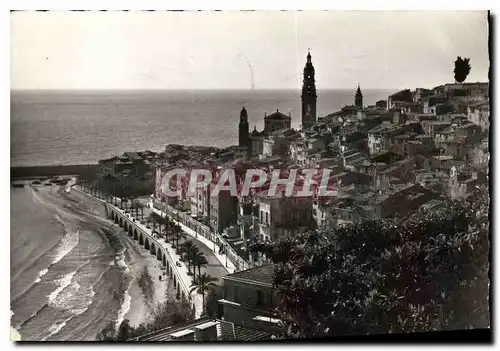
[224,264,275,286]
[132,318,273,342]
[133,317,212,341]
[217,320,274,341]
[233,324,273,341]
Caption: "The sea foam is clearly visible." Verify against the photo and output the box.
[47,271,77,304]
[115,282,132,332]
[51,215,80,265]
[34,268,49,284]
[41,316,74,341]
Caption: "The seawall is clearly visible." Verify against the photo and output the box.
[11,164,100,179]
[71,186,203,318]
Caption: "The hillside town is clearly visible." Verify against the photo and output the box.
[93,52,490,341]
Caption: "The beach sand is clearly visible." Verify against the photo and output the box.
[119,233,172,328]
[67,187,174,329]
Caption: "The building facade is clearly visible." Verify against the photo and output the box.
[219,265,280,332]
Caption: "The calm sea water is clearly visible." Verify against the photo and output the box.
[10,89,393,167]
[10,89,392,340]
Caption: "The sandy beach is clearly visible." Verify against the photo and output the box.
[66,186,175,330]
[121,234,172,328]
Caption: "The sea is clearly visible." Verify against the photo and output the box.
[10,89,393,340]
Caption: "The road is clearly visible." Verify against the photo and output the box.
[95,191,229,283]
[127,196,229,283]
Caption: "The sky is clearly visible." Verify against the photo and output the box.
[10,10,490,90]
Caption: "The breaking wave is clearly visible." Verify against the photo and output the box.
[47,271,77,304]
[115,282,132,331]
[34,268,49,284]
[41,316,74,341]
[51,215,80,265]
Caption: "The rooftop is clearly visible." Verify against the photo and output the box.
[265,110,291,120]
[132,317,274,342]
[223,264,275,287]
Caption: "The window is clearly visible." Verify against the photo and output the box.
[265,212,269,225]
[260,210,263,221]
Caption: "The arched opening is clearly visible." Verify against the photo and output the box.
[150,242,156,255]
[134,229,138,240]
[139,233,144,245]
[162,255,166,267]
[119,217,123,227]
[157,248,162,261]
[124,222,128,231]
[144,238,150,250]
[128,226,133,237]
[114,214,118,224]
[111,212,115,221]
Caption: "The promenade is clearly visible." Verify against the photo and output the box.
[147,205,237,274]
[108,195,236,275]
[141,204,230,278]
[147,199,251,274]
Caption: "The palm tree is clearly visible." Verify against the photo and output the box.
[163,216,171,242]
[145,214,153,229]
[188,246,200,278]
[129,199,135,216]
[454,56,471,83]
[173,225,186,252]
[193,252,209,278]
[133,201,144,222]
[189,273,218,307]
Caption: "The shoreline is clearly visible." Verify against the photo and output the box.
[120,237,171,328]
[67,188,172,332]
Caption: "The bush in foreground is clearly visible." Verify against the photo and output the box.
[250,188,490,338]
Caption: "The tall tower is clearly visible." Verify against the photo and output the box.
[301,50,317,130]
[238,106,249,148]
[355,84,363,108]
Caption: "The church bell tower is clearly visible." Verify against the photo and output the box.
[301,50,317,130]
[355,84,363,108]
[238,106,249,148]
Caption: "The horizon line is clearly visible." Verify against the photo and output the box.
[9,87,408,92]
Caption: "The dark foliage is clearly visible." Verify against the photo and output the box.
[116,319,132,341]
[454,56,471,83]
[138,267,154,307]
[204,286,224,319]
[96,321,117,341]
[97,298,195,341]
